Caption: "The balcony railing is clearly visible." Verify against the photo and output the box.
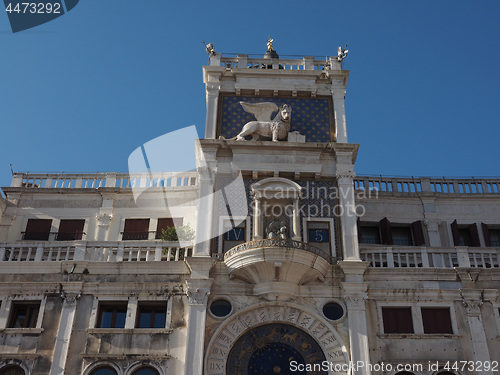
[209,54,343,71]
[0,241,192,263]
[224,238,333,263]
[354,176,500,196]
[361,245,500,268]
[8,172,197,189]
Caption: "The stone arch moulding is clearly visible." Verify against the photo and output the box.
[82,360,122,375]
[204,302,349,375]
[0,360,30,375]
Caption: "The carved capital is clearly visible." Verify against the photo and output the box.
[462,299,482,315]
[187,287,210,306]
[197,166,216,180]
[336,172,356,180]
[424,219,440,232]
[61,292,81,306]
[186,279,212,306]
[96,213,113,226]
[344,293,367,310]
[331,88,346,100]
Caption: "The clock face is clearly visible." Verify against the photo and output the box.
[226,323,327,375]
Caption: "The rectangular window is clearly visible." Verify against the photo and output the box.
[23,219,52,240]
[481,223,500,247]
[382,307,414,333]
[307,221,330,243]
[136,302,166,328]
[97,303,128,328]
[122,219,150,240]
[222,222,246,253]
[359,219,425,246]
[359,224,381,244]
[421,307,453,334]
[8,301,40,328]
[391,226,413,246]
[56,219,85,241]
[451,220,480,247]
[156,218,183,239]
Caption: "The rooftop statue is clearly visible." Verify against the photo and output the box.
[223,102,292,142]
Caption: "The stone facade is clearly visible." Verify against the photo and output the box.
[0,49,498,375]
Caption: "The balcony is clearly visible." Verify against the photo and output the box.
[361,245,500,268]
[0,241,192,263]
[223,239,332,299]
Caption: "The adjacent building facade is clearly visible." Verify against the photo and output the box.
[0,46,498,375]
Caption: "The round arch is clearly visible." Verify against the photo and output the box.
[0,365,26,375]
[125,362,164,375]
[83,361,121,375]
[204,302,349,375]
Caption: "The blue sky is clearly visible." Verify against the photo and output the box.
[1,0,499,191]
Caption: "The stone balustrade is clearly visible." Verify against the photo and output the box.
[354,175,500,195]
[361,245,500,268]
[8,172,197,189]
[0,241,193,262]
[210,54,342,71]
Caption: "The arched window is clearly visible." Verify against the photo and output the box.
[89,367,118,375]
[0,366,25,375]
[131,367,159,375]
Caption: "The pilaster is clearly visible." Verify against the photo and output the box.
[184,279,213,375]
[460,289,492,373]
[336,169,360,260]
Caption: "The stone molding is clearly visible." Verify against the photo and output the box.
[186,279,213,306]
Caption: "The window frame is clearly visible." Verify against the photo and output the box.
[22,218,53,241]
[302,217,336,257]
[155,217,184,240]
[217,216,250,255]
[121,218,151,241]
[56,219,86,241]
[96,302,128,329]
[135,302,167,329]
[1,297,46,330]
[381,307,414,334]
[377,302,457,336]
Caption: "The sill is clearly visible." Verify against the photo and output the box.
[87,328,173,334]
[377,333,457,339]
[0,328,44,335]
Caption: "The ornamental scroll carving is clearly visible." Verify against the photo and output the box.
[187,287,210,306]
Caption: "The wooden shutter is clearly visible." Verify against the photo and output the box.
[156,218,183,239]
[123,219,149,240]
[379,217,393,245]
[382,307,413,333]
[482,223,491,247]
[24,219,52,240]
[421,307,453,334]
[57,219,84,240]
[469,223,480,247]
[451,220,460,246]
[411,220,425,246]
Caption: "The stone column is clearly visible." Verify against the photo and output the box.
[49,292,80,375]
[253,196,263,240]
[332,88,348,143]
[336,170,360,260]
[460,290,493,374]
[340,262,371,375]
[184,280,213,375]
[205,84,220,139]
[292,198,301,241]
[96,213,112,241]
[194,166,216,256]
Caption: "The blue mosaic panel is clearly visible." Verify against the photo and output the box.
[214,177,339,256]
[218,95,334,143]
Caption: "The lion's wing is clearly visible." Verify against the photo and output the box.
[240,102,278,122]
